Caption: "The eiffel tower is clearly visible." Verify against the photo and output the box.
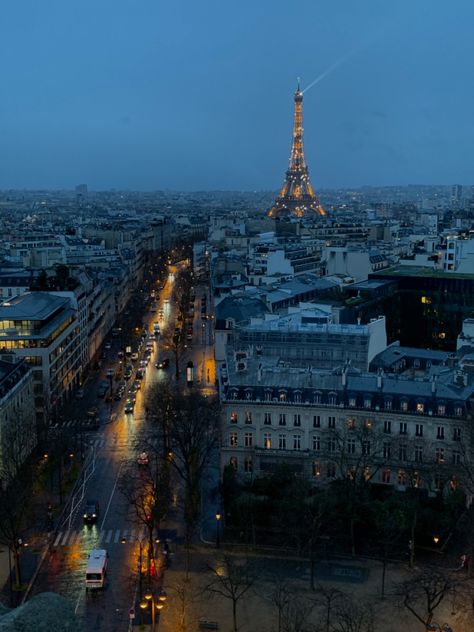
[267,83,325,218]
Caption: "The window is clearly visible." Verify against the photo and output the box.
[399,444,407,461]
[437,404,446,416]
[328,394,337,406]
[314,392,321,404]
[264,433,271,449]
[312,435,321,451]
[278,434,287,450]
[365,418,372,429]
[382,469,391,484]
[347,438,356,454]
[279,413,286,426]
[348,396,356,407]
[293,414,301,427]
[416,402,424,413]
[312,461,321,477]
[415,424,423,437]
[279,392,286,402]
[294,392,301,404]
[230,412,238,424]
[229,432,238,447]
[230,457,238,471]
[399,422,407,435]
[293,435,301,451]
[313,415,321,428]
[384,420,392,434]
[327,462,336,478]
[435,448,444,464]
[244,432,253,447]
[415,446,423,463]
[398,470,406,485]
[244,457,253,473]
[452,451,461,465]
[455,406,463,417]
[245,412,252,424]
[347,417,355,430]
[436,426,445,440]
[385,399,392,411]
[453,427,461,441]
[401,400,408,412]
[327,438,336,452]
[383,442,391,459]
[362,441,371,456]
[264,412,272,425]
[265,390,272,402]
[328,416,336,429]
[364,397,371,409]
[412,472,421,488]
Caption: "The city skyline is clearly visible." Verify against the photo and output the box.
[1,0,474,191]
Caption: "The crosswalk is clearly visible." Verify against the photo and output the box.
[52,526,147,548]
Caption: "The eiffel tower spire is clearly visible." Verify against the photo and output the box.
[268,84,325,218]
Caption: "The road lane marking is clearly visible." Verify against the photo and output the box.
[99,461,123,532]
[53,532,62,547]
[105,529,113,544]
[114,529,121,543]
[61,530,71,546]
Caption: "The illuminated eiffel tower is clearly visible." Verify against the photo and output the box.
[267,83,325,218]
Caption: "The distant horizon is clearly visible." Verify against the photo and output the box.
[0,183,473,194]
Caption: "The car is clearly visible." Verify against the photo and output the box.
[145,352,152,361]
[186,333,193,341]
[139,360,147,369]
[124,399,135,414]
[124,366,133,379]
[114,390,124,401]
[155,358,170,369]
[135,369,144,380]
[104,342,112,350]
[127,391,136,403]
[131,353,139,362]
[83,500,100,524]
[137,452,149,466]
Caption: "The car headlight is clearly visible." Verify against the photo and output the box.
[84,514,87,518]
[92,514,96,518]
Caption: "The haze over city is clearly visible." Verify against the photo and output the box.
[1,0,473,191]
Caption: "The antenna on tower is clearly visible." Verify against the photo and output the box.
[297,76,301,90]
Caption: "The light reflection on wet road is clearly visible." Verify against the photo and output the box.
[31,270,181,631]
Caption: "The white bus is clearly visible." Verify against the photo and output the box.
[85,549,108,589]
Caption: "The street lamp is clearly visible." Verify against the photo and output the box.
[121,536,146,599]
[140,589,167,631]
[215,513,222,548]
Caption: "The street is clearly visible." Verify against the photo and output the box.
[27,263,217,630]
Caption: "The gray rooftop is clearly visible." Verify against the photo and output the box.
[0,292,70,320]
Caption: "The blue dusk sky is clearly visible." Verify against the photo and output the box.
[0,0,473,191]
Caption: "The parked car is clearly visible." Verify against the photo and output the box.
[124,399,134,414]
[131,353,139,362]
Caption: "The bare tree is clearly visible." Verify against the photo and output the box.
[333,596,374,632]
[119,452,171,577]
[398,566,453,630]
[205,554,258,632]
[147,383,220,577]
[166,576,202,632]
[313,584,344,632]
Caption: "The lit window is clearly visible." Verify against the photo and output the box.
[230,412,238,424]
[229,432,238,447]
[312,461,321,477]
[347,417,355,430]
[438,404,446,416]
[398,470,406,485]
[279,392,286,402]
[416,403,424,413]
[401,401,408,412]
[264,433,271,449]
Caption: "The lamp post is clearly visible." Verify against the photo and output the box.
[140,589,167,631]
[121,537,146,600]
[215,513,222,548]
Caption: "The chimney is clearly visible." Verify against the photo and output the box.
[377,369,383,389]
